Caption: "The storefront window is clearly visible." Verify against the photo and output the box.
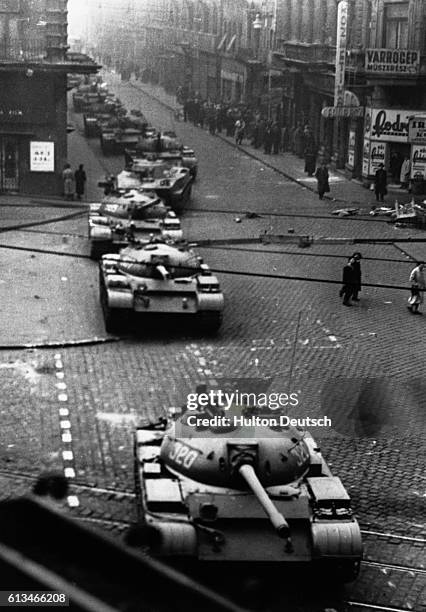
[383,2,408,49]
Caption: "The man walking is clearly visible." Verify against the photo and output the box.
[315,162,330,200]
[340,256,357,306]
[74,164,87,201]
[351,252,362,301]
[374,163,387,202]
[407,261,425,314]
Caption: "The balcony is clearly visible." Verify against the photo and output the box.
[274,41,336,67]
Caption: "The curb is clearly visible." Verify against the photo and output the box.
[0,336,122,351]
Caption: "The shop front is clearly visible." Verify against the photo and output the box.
[362,107,424,186]
[0,71,67,195]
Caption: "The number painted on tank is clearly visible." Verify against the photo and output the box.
[290,443,309,466]
[169,442,198,469]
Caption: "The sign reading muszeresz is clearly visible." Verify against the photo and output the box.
[365,49,420,75]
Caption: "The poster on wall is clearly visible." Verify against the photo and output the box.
[368,141,387,175]
[30,141,55,172]
[347,129,356,169]
[362,138,370,177]
[411,145,426,179]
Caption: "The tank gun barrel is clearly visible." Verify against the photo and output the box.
[238,464,290,538]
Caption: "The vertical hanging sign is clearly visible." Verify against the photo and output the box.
[334,0,348,107]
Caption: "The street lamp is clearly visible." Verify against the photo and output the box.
[252,13,262,59]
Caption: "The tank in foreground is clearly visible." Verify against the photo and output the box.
[88,190,182,259]
[133,401,362,582]
[99,242,224,333]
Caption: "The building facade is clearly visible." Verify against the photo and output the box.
[0,0,97,195]
[80,0,426,178]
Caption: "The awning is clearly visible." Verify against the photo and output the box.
[226,34,236,53]
[217,33,227,51]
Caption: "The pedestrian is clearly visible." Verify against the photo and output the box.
[74,164,87,201]
[407,261,425,314]
[400,156,411,189]
[351,252,362,301]
[293,123,304,157]
[271,122,281,154]
[315,162,330,200]
[264,122,273,154]
[374,163,387,202]
[234,118,245,145]
[304,128,317,176]
[62,163,74,201]
[340,256,357,307]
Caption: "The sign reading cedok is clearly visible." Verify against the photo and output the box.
[30,141,55,172]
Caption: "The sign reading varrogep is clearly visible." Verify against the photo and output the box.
[365,49,420,75]
[30,142,55,172]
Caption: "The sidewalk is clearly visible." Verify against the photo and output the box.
[127,76,414,209]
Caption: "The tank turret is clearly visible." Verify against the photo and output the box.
[133,394,363,581]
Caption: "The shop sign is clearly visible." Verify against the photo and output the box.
[363,140,387,177]
[30,142,55,172]
[408,116,426,144]
[365,108,424,142]
[411,145,426,179]
[347,129,356,169]
[365,48,420,75]
[322,106,364,118]
[334,0,348,106]
[362,138,370,177]
[369,141,387,175]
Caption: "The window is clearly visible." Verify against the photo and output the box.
[383,2,408,49]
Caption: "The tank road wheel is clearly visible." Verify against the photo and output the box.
[100,283,120,334]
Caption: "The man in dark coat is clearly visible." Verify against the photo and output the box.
[374,163,387,202]
[74,164,87,200]
[315,162,329,199]
[264,121,273,154]
[271,122,282,154]
[340,257,357,306]
[350,252,362,301]
[304,129,317,176]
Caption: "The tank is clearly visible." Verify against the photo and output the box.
[99,242,224,333]
[133,399,363,582]
[88,189,183,259]
[100,157,193,212]
[83,96,124,138]
[128,130,198,179]
[100,111,150,155]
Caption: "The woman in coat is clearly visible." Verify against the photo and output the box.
[62,163,74,200]
[315,162,330,200]
[407,262,425,314]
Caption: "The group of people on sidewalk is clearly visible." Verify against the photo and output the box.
[340,254,425,314]
[62,164,87,201]
[178,91,333,200]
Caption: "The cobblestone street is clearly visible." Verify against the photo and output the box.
[0,75,424,612]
